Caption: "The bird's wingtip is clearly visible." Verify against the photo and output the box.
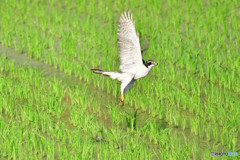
[91,69,103,74]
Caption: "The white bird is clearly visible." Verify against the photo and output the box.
[91,11,157,105]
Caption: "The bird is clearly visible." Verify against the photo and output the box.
[91,11,157,106]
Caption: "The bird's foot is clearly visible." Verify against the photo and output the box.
[120,99,124,106]
[120,93,124,106]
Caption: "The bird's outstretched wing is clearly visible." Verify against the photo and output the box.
[117,11,142,72]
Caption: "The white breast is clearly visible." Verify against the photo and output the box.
[133,65,151,79]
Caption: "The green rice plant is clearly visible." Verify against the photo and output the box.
[205,124,211,142]
[180,117,187,131]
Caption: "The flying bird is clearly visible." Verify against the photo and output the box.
[91,11,157,105]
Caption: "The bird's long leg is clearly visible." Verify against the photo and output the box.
[119,75,134,106]
[120,92,124,106]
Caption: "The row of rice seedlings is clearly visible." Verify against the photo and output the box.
[0,59,75,158]
[0,56,106,158]
[0,3,117,93]
[0,60,58,158]
[12,0,124,96]
[0,1,121,137]
[150,67,239,148]
[0,55,209,159]
[143,31,240,144]
[128,64,238,149]
[0,55,114,155]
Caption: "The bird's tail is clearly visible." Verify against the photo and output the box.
[91,69,121,80]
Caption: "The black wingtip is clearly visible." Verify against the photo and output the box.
[91,69,103,74]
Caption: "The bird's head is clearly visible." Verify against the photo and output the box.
[143,60,158,68]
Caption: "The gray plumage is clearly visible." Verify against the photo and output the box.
[91,11,157,105]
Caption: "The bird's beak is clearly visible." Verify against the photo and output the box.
[154,62,158,66]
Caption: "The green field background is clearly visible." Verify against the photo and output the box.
[0,0,239,159]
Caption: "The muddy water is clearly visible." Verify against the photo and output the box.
[1,44,236,159]
[0,45,78,87]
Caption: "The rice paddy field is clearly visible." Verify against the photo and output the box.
[0,0,239,159]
